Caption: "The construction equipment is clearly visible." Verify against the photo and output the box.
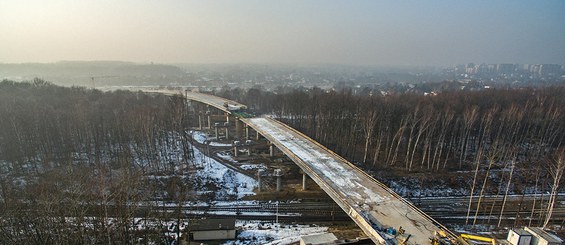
[458,233,497,245]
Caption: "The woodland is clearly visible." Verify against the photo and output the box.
[0,79,564,243]
[0,79,194,243]
[220,85,565,228]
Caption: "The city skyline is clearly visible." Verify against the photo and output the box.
[1,0,564,66]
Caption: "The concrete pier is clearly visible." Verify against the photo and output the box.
[198,113,203,130]
[207,114,211,129]
[235,117,242,139]
[274,169,283,192]
[257,169,263,192]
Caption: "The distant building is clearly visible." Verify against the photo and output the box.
[530,64,542,75]
[539,64,562,76]
[465,63,476,74]
[190,218,236,241]
[476,63,495,75]
[497,64,516,75]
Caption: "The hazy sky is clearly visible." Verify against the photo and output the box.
[1,0,564,66]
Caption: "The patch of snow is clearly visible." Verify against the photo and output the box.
[192,131,232,146]
[223,221,328,245]
[193,146,256,199]
[240,164,267,171]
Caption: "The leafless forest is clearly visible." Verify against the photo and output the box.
[1,79,564,243]
[221,86,565,227]
[0,79,195,243]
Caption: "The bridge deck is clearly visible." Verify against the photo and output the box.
[244,117,445,244]
[178,91,454,244]
[184,91,246,112]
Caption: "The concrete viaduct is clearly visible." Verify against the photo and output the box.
[150,89,457,245]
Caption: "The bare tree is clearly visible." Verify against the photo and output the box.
[362,105,378,164]
[459,106,478,168]
[498,148,518,227]
[542,148,565,228]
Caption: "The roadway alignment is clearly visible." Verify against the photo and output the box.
[244,117,448,244]
[159,90,455,244]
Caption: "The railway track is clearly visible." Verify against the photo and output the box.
[184,202,351,222]
[412,195,565,226]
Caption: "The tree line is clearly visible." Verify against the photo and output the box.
[219,85,565,227]
[0,79,194,243]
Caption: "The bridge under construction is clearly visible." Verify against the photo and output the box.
[152,89,457,244]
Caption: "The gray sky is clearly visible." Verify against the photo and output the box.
[1,0,564,66]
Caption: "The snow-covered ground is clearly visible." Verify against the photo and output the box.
[224,221,328,245]
[217,151,237,163]
[192,131,232,147]
[240,164,267,171]
[192,144,256,199]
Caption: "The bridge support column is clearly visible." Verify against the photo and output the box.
[224,114,231,140]
[235,117,242,139]
[256,131,260,140]
[234,145,238,157]
[215,127,219,140]
[269,144,275,157]
[206,106,211,129]
[274,169,282,192]
[247,146,251,156]
[198,114,203,130]
[207,114,211,129]
[245,125,250,139]
[257,169,263,192]
[302,173,307,191]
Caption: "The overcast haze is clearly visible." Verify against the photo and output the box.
[1,0,564,66]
